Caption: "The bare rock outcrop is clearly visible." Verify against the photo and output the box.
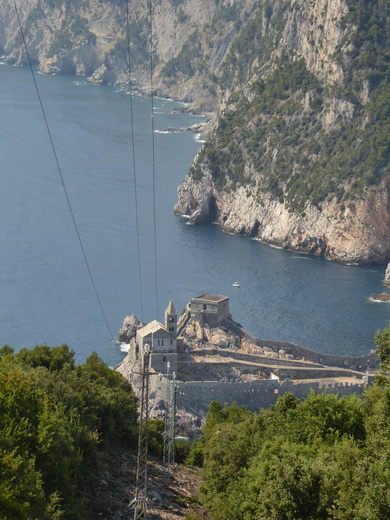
[174,169,216,224]
[175,174,390,264]
[384,263,390,287]
[0,0,256,110]
[117,315,143,344]
[371,293,390,302]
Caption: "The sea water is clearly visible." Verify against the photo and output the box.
[0,63,388,365]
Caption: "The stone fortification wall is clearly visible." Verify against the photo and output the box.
[176,379,279,413]
[274,367,363,380]
[187,349,366,380]
[260,341,378,372]
[150,352,178,376]
[225,318,379,371]
[193,348,322,368]
[148,373,170,413]
[174,377,372,413]
[279,377,374,400]
[174,376,372,414]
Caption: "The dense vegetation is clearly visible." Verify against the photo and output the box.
[0,345,137,519]
[1,331,389,519]
[186,326,390,520]
[191,0,390,213]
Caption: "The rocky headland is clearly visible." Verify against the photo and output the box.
[0,0,250,112]
[174,0,390,264]
[116,306,378,435]
[174,171,390,264]
[1,0,388,264]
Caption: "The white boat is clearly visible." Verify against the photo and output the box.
[232,282,240,287]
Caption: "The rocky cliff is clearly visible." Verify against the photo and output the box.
[1,0,389,263]
[0,0,256,112]
[175,168,390,264]
[174,0,390,264]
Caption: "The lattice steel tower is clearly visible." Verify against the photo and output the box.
[130,344,151,520]
[163,363,176,469]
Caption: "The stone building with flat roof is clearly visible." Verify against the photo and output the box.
[190,294,229,328]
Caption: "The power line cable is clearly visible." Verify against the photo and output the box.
[148,0,159,319]
[126,0,145,321]
[13,0,115,341]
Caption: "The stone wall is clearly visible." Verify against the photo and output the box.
[176,379,279,413]
[187,349,369,379]
[150,352,178,377]
[193,348,321,368]
[224,318,379,371]
[279,376,375,400]
[174,376,372,414]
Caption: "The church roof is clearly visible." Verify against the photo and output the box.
[137,320,169,337]
[166,300,176,314]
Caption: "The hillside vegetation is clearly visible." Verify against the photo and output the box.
[192,0,389,212]
[0,345,137,519]
[0,332,389,519]
[189,325,390,520]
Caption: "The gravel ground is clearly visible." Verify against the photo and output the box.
[84,447,207,520]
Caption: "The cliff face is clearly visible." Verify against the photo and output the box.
[0,0,256,112]
[175,172,390,263]
[2,1,389,263]
[175,0,390,264]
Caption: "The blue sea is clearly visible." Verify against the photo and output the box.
[1,62,389,365]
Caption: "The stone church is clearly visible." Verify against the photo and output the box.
[136,300,178,375]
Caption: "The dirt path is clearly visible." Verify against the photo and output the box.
[85,447,207,520]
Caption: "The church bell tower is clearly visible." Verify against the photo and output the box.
[164,300,177,338]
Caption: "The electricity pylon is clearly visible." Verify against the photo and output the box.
[130,344,152,520]
[163,363,176,470]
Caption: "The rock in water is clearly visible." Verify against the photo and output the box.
[371,293,390,302]
[117,315,141,343]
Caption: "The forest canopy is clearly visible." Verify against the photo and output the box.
[0,344,138,519]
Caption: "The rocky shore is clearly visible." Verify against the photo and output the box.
[174,171,390,265]
[370,293,390,302]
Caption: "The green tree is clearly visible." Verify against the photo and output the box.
[375,323,390,373]
[0,344,138,519]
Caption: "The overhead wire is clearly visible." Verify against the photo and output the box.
[148,0,159,319]
[125,0,145,321]
[12,0,115,341]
